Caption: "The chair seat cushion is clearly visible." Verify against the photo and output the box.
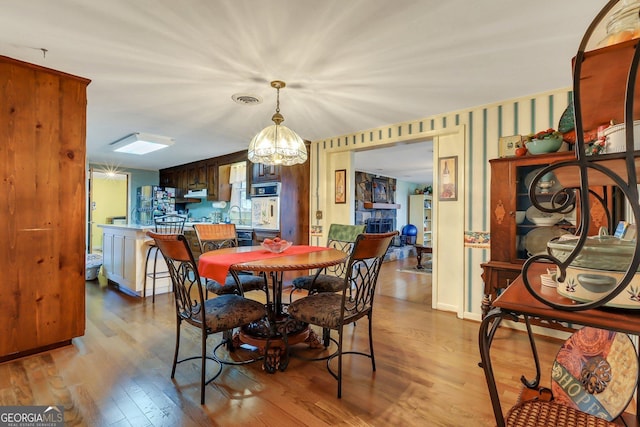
[206,274,265,295]
[191,294,266,332]
[291,274,345,293]
[288,293,343,329]
[506,400,617,427]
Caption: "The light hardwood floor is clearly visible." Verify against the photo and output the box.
[0,257,569,426]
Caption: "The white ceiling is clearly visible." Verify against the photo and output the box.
[0,0,606,183]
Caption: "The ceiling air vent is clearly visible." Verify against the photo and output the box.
[232,93,263,105]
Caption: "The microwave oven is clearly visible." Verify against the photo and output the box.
[250,182,280,197]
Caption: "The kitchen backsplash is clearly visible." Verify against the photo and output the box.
[182,199,251,224]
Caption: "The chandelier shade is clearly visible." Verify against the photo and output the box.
[247,80,307,166]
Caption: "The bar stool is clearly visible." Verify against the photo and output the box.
[143,214,186,302]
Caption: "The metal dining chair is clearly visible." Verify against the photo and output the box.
[288,231,397,398]
[143,214,186,302]
[193,223,266,296]
[290,224,365,345]
[147,231,266,404]
[290,224,366,300]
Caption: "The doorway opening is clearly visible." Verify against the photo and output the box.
[88,168,129,254]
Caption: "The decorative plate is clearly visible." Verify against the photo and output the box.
[551,327,638,421]
[525,202,564,225]
[523,226,570,256]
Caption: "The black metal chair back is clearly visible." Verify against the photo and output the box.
[154,214,186,234]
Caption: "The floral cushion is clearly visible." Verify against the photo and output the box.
[288,293,343,329]
[206,274,265,295]
[291,274,345,293]
[189,294,266,332]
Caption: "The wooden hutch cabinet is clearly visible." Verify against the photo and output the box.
[0,56,90,361]
[481,151,614,317]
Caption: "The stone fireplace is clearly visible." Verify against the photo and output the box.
[355,171,399,233]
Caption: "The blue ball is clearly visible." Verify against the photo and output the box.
[402,224,418,236]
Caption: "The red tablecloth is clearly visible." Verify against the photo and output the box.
[198,245,328,284]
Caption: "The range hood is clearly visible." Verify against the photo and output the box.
[185,189,207,198]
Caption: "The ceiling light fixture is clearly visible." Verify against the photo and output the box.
[247,80,307,166]
[110,132,174,155]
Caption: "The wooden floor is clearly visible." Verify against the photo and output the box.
[0,257,572,426]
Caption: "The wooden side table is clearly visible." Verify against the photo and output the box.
[414,244,432,269]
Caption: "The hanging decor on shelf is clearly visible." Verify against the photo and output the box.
[247,80,307,166]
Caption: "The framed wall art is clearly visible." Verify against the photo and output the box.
[438,156,458,201]
[372,178,389,203]
[335,169,346,204]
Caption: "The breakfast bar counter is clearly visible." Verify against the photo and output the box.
[98,223,171,297]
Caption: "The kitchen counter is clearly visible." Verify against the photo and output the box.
[97,222,253,231]
[98,224,170,298]
[97,223,254,296]
[97,223,153,231]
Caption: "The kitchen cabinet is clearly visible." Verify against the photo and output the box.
[205,160,218,201]
[187,161,207,190]
[0,56,90,361]
[160,168,176,187]
[409,194,432,246]
[218,163,232,201]
[254,230,280,243]
[99,224,171,297]
[102,230,137,288]
[176,167,188,192]
[252,163,281,183]
[480,151,614,318]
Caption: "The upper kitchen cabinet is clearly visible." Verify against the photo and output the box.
[161,150,249,201]
[176,167,188,192]
[187,160,207,190]
[252,163,281,183]
[159,168,176,187]
[218,163,232,201]
[205,160,218,201]
[0,56,90,361]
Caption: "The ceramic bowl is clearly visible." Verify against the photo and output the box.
[526,135,563,154]
[261,240,292,253]
[547,235,638,271]
[515,211,526,224]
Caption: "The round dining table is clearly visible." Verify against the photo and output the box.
[198,245,348,372]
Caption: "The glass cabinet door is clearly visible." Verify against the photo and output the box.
[514,164,576,260]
